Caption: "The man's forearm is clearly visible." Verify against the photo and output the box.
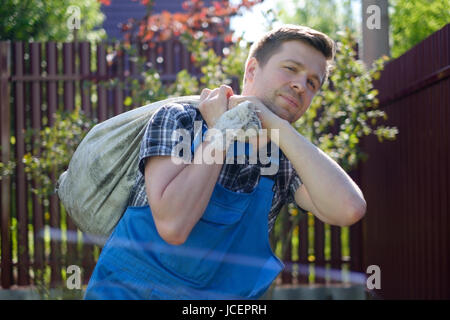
[276,119,366,222]
[157,136,226,243]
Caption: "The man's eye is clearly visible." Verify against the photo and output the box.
[284,66,296,72]
[308,80,316,90]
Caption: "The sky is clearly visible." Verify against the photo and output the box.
[229,0,285,42]
[230,0,362,43]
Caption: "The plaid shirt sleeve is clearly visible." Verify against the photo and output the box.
[137,103,196,176]
[286,166,307,214]
[287,168,302,203]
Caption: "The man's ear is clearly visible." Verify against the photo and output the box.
[244,57,258,84]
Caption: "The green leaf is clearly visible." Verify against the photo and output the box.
[124,96,133,106]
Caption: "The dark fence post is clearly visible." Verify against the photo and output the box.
[48,42,62,287]
[97,43,107,122]
[313,218,325,284]
[280,206,292,284]
[297,213,309,284]
[79,42,92,116]
[80,41,96,281]
[113,42,124,116]
[29,42,45,284]
[63,43,75,112]
[330,225,342,284]
[13,41,30,286]
[0,41,12,289]
[349,166,364,276]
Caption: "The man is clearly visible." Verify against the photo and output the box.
[84,24,366,300]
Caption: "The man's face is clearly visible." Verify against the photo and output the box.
[243,40,327,123]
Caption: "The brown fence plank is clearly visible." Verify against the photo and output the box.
[441,26,450,299]
[412,91,421,300]
[63,43,75,112]
[0,41,13,289]
[394,97,405,296]
[80,43,95,279]
[416,59,425,299]
[280,206,292,284]
[49,185,61,287]
[433,35,441,299]
[46,42,58,125]
[403,94,411,296]
[29,42,45,283]
[64,42,79,267]
[297,213,308,284]
[443,77,450,298]
[313,218,325,284]
[330,225,341,283]
[13,41,30,286]
[113,43,124,116]
[430,73,440,299]
[96,43,107,122]
[43,43,61,288]
[79,42,91,116]
[349,166,363,275]
[164,40,174,77]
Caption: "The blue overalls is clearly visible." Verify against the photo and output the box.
[84,124,283,300]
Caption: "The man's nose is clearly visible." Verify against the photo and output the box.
[290,74,307,94]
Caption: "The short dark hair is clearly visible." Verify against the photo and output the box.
[247,24,336,83]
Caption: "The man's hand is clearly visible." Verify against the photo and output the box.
[198,85,234,128]
[228,95,284,130]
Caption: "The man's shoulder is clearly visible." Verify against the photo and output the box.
[150,101,201,126]
[157,101,198,116]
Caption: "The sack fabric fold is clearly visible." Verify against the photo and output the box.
[56,96,200,236]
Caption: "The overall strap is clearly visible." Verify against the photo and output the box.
[191,120,209,154]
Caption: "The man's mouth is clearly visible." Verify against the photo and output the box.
[280,94,300,109]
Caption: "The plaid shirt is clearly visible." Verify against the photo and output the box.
[127,103,304,232]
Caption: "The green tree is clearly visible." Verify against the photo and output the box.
[0,0,106,41]
[298,30,397,172]
[22,110,96,198]
[390,0,450,58]
[275,0,358,39]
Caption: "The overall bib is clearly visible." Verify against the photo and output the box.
[84,133,284,299]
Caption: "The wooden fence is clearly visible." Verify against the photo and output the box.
[1,38,363,291]
[359,24,450,299]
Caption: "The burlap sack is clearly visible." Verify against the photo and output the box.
[56,96,200,236]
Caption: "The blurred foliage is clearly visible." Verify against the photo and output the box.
[390,0,450,58]
[19,110,96,199]
[119,0,262,44]
[179,32,249,91]
[296,29,398,173]
[0,0,106,42]
[275,0,358,39]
